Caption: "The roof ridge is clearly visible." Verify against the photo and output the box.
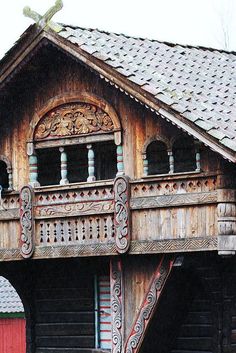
[59,23,236,56]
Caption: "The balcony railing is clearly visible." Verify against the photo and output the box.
[0,172,228,260]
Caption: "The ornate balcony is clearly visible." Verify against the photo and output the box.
[0,171,232,261]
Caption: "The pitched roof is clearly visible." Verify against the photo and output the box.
[0,24,236,162]
[0,276,24,313]
[58,26,236,153]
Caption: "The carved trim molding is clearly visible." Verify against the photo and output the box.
[35,200,114,218]
[20,185,35,259]
[34,102,114,140]
[131,191,217,210]
[130,238,218,254]
[114,175,131,254]
[111,259,123,353]
[0,238,218,262]
[125,256,174,353]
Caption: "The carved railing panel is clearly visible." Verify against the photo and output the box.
[36,215,115,246]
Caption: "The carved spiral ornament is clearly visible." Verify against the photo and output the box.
[20,185,35,258]
[34,103,114,140]
[111,260,123,353]
[125,256,173,353]
[114,176,131,254]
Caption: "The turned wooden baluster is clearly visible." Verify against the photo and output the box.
[59,147,69,185]
[168,150,174,174]
[116,145,124,176]
[29,154,40,187]
[87,144,96,182]
[143,154,148,176]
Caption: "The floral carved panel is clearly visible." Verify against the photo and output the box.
[34,103,114,140]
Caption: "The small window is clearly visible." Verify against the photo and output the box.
[147,140,169,175]
[0,161,9,190]
[94,142,117,181]
[38,148,61,186]
[173,136,196,173]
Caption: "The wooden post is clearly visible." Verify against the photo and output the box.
[87,144,96,182]
[116,145,124,176]
[168,150,174,174]
[29,154,40,187]
[59,147,69,185]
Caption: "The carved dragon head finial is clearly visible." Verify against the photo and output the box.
[23,0,63,32]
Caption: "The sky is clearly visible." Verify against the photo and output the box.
[0,0,236,59]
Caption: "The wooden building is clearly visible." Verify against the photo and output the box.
[0,276,26,353]
[0,2,236,352]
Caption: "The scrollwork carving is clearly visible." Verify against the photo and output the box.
[125,256,173,353]
[34,103,114,140]
[114,175,131,254]
[111,259,123,353]
[20,185,35,258]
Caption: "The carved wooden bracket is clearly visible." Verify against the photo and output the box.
[111,258,123,353]
[20,185,35,259]
[114,175,131,254]
[124,255,174,353]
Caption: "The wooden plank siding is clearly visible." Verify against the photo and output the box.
[34,261,95,353]
[0,318,26,353]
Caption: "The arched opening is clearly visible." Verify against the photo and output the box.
[0,161,9,190]
[146,140,169,175]
[173,136,196,173]
[0,276,26,353]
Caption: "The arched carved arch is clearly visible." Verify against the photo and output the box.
[0,155,13,190]
[142,135,171,156]
[28,91,122,144]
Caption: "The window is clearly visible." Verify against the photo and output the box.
[28,95,122,187]
[143,135,200,176]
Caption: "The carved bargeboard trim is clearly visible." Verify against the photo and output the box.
[35,200,114,219]
[129,237,218,254]
[34,102,114,140]
[125,255,174,353]
[131,190,217,210]
[20,185,35,259]
[111,259,123,353]
[114,176,131,254]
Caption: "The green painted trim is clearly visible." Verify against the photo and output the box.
[0,312,25,319]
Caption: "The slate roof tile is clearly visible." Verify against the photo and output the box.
[0,276,24,313]
[57,26,236,153]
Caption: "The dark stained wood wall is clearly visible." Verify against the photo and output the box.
[34,260,95,353]
[138,253,236,353]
